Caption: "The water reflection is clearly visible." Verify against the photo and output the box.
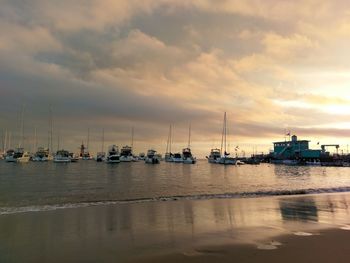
[2,193,350,262]
[279,197,318,222]
[274,165,312,178]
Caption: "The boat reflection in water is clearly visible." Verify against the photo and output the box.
[2,192,350,262]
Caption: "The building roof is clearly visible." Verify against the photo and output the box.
[273,140,310,144]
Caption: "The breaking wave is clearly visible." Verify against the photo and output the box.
[2,186,350,215]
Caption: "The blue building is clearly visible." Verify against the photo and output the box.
[273,135,323,160]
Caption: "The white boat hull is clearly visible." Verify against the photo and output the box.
[54,158,71,163]
[32,157,48,162]
[183,157,196,164]
[120,156,133,162]
[5,156,16,162]
[172,157,183,163]
[106,159,120,163]
[145,157,160,164]
[207,158,218,164]
[217,157,236,165]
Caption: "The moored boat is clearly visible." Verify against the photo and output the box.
[165,124,174,162]
[145,149,161,164]
[96,152,106,162]
[206,148,221,163]
[172,152,183,163]
[5,149,16,162]
[106,145,120,163]
[216,112,236,165]
[54,150,71,163]
[120,145,133,162]
[32,147,49,162]
[182,147,196,164]
[17,151,31,163]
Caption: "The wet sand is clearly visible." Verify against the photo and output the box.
[2,192,350,262]
[135,228,350,263]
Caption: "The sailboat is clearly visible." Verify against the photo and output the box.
[182,124,196,164]
[15,105,27,162]
[4,131,16,162]
[96,129,106,162]
[217,112,236,165]
[164,125,174,162]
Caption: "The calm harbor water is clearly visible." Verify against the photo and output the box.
[2,160,350,262]
[2,160,350,211]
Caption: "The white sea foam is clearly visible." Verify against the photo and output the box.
[2,186,350,215]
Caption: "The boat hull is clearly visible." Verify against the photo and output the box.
[32,157,48,162]
[145,158,160,164]
[183,158,196,164]
[5,156,17,162]
[217,157,236,165]
[120,156,133,162]
[172,157,183,163]
[17,157,30,163]
[53,158,71,163]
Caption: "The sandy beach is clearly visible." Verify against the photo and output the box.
[2,192,350,262]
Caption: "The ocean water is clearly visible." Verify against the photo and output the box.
[3,160,350,262]
[2,159,350,213]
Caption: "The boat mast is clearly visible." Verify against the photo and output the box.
[220,112,226,155]
[34,127,37,152]
[3,129,7,152]
[57,130,60,151]
[18,104,24,148]
[87,128,90,150]
[224,112,227,155]
[188,123,191,148]
[49,105,53,154]
[170,124,172,153]
[166,124,171,153]
[8,132,11,149]
[101,128,105,152]
[131,127,134,149]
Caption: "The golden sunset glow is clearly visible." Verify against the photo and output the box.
[1,1,350,156]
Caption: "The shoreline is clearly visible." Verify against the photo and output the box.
[2,191,350,262]
[2,189,350,216]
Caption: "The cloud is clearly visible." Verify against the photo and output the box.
[2,0,350,156]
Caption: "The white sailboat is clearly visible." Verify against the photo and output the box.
[217,112,236,165]
[14,105,28,162]
[164,125,173,162]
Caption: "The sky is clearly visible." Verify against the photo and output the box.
[1,0,350,157]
